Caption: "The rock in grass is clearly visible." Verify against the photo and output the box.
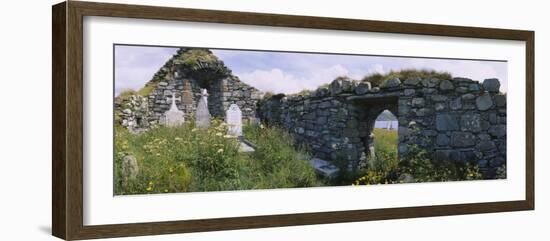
[122,155,139,183]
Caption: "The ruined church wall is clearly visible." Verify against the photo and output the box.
[258,77,507,178]
[124,73,262,128]
[117,77,263,130]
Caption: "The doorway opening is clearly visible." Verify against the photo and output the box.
[368,109,399,170]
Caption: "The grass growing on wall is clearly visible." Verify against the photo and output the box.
[362,69,453,87]
[114,121,321,195]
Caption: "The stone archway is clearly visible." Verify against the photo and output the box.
[349,95,399,166]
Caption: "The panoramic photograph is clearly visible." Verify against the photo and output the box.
[113,45,507,195]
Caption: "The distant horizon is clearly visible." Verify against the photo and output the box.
[114,45,508,96]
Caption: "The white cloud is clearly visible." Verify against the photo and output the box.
[236,64,352,94]
[366,63,385,75]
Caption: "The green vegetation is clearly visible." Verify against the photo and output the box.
[115,82,157,99]
[243,124,321,189]
[173,48,221,67]
[362,69,453,87]
[353,126,483,186]
[116,89,137,100]
[137,82,158,97]
[287,89,313,97]
[115,120,321,195]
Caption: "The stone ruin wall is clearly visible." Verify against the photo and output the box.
[146,74,262,125]
[258,77,507,178]
[116,49,262,131]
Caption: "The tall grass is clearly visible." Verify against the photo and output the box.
[354,126,483,186]
[243,124,321,189]
[369,129,399,172]
[115,121,321,195]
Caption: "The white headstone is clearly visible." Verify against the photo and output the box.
[226,104,242,137]
[164,92,185,127]
[195,88,211,128]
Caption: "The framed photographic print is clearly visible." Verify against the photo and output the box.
[52,1,534,240]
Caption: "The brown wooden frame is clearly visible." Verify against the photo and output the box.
[52,1,535,240]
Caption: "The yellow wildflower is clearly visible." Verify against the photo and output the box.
[215,132,222,136]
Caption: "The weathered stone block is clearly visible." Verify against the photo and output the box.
[421,78,439,88]
[434,150,462,161]
[422,130,438,137]
[494,94,506,107]
[476,93,493,111]
[319,101,332,109]
[329,79,344,95]
[449,97,462,110]
[412,98,425,107]
[436,134,450,146]
[415,108,432,117]
[451,132,476,147]
[403,89,415,96]
[436,114,459,131]
[456,86,469,94]
[488,125,506,138]
[461,93,475,100]
[469,83,481,92]
[439,79,454,91]
[404,77,421,86]
[477,140,497,151]
[483,78,501,93]
[431,95,448,102]
[460,113,481,132]
[478,133,491,141]
[382,77,401,88]
[398,105,411,116]
[434,103,446,111]
[355,82,371,95]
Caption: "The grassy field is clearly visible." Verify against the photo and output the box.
[114,120,321,195]
[114,121,487,194]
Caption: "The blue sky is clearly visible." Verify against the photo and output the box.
[114,45,508,96]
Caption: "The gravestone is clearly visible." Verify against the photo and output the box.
[225,104,243,137]
[164,92,184,127]
[121,155,139,186]
[195,89,211,128]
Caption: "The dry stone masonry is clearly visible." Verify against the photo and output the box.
[114,48,507,179]
[258,76,507,178]
[115,48,262,131]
